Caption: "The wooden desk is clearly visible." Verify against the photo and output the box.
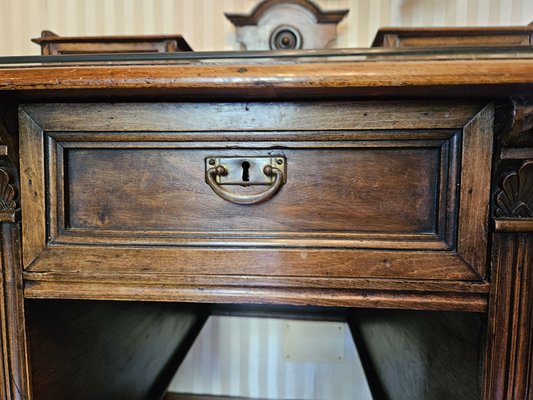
[0,49,531,399]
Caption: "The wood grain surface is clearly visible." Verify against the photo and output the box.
[3,55,531,399]
[23,280,488,312]
[484,233,533,400]
[16,100,493,309]
[373,26,533,47]
[65,147,442,234]
[18,110,46,268]
[22,101,482,132]
[22,266,489,312]
[457,104,494,278]
[1,59,533,99]
[0,224,31,400]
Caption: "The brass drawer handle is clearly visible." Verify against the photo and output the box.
[206,164,284,205]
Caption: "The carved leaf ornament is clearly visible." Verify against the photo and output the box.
[0,168,16,211]
[495,161,533,218]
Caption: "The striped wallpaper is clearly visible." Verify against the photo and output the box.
[168,316,373,399]
[1,0,532,55]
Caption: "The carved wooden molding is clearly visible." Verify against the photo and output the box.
[225,0,348,26]
[0,103,19,169]
[0,168,17,211]
[485,233,533,399]
[0,162,19,223]
[0,223,32,400]
[495,161,533,218]
[497,98,533,147]
[494,97,533,232]
[225,0,348,50]
[0,113,29,399]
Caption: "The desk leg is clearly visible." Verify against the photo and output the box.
[484,233,533,400]
[0,144,31,399]
[0,223,31,400]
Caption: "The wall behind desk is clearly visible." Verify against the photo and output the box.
[0,0,532,56]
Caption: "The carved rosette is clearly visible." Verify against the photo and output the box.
[495,161,533,218]
[0,168,16,211]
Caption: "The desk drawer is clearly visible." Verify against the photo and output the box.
[20,102,492,283]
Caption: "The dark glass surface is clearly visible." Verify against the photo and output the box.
[0,45,532,67]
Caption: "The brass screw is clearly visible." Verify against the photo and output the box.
[276,158,283,165]
[215,165,227,176]
[208,159,215,165]
[263,165,273,176]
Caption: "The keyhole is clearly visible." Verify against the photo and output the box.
[241,161,250,182]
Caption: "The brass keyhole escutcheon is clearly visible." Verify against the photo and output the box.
[206,156,286,186]
[205,156,287,205]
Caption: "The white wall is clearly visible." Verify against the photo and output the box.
[1,0,532,55]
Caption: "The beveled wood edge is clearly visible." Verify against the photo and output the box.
[45,127,454,253]
[22,101,482,132]
[0,210,19,223]
[23,280,488,312]
[457,103,494,278]
[2,60,533,98]
[372,26,533,46]
[58,227,444,241]
[22,271,490,293]
[494,218,533,232]
[47,129,457,141]
[32,33,190,44]
[24,245,482,281]
[438,133,459,247]
[57,139,449,148]
[47,137,60,241]
[18,109,46,269]
[51,232,450,251]
[44,127,457,252]
[500,147,533,160]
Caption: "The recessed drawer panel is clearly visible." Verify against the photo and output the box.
[66,147,440,235]
[19,102,493,284]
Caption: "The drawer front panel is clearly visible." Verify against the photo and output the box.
[20,102,493,283]
[66,146,443,235]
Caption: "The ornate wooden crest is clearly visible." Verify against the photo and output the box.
[225,0,348,50]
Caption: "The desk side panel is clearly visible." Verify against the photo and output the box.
[26,300,207,400]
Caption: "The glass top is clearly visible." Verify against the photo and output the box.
[0,45,532,67]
